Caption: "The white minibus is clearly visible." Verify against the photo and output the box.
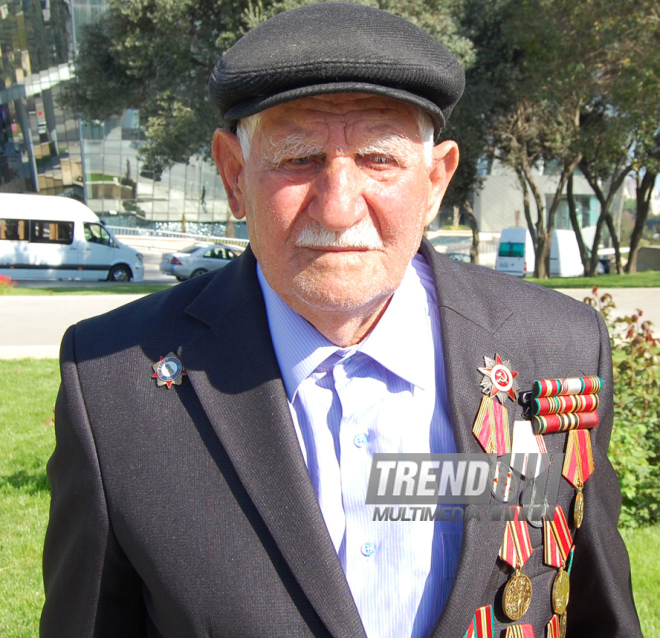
[495,228,535,277]
[0,194,144,282]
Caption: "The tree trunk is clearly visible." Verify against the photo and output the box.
[567,174,591,275]
[580,159,632,276]
[463,198,480,264]
[604,212,622,274]
[625,169,657,274]
[514,167,543,277]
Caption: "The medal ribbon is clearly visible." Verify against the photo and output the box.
[562,429,594,487]
[504,625,535,638]
[533,376,602,398]
[532,411,598,434]
[464,605,495,638]
[499,506,533,569]
[473,396,510,456]
[546,615,561,638]
[533,393,599,416]
[543,505,573,568]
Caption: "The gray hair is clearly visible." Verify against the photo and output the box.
[236,107,435,166]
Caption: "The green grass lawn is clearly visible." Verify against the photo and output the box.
[1,283,172,296]
[0,360,58,636]
[528,269,660,288]
[0,359,657,635]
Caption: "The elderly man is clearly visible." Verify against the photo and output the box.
[41,3,641,637]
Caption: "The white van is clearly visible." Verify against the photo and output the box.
[0,194,143,282]
[495,228,535,277]
[550,229,584,278]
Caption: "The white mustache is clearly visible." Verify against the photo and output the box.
[295,218,384,250]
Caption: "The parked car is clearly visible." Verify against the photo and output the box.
[447,252,471,263]
[160,243,244,281]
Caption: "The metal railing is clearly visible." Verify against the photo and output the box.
[105,226,250,248]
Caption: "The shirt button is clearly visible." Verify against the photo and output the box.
[353,433,368,448]
[361,542,375,557]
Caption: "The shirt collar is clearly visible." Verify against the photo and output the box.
[257,254,436,401]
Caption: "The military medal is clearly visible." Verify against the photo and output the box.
[473,354,518,458]
[499,506,534,620]
[546,614,567,638]
[463,605,495,638]
[530,377,600,529]
[543,505,573,615]
[479,354,519,403]
[562,429,594,529]
[152,352,187,388]
[504,625,534,638]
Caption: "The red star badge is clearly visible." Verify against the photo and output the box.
[479,354,519,403]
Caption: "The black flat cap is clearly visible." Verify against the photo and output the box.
[209,2,465,137]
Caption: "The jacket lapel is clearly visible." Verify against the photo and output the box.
[420,241,518,636]
[180,249,366,638]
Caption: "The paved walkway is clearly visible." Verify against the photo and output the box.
[1,288,657,359]
[0,295,146,359]
[555,288,660,331]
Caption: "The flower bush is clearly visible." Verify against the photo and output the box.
[586,287,660,527]
[0,274,17,294]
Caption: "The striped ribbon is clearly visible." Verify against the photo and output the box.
[464,605,495,638]
[504,625,535,638]
[546,615,561,638]
[499,506,533,569]
[544,505,573,568]
[533,393,599,416]
[532,411,598,434]
[473,396,511,456]
[562,430,594,487]
[567,546,575,576]
[533,376,602,398]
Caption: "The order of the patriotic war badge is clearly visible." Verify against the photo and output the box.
[152,352,186,388]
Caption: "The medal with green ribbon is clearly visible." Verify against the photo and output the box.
[543,505,573,615]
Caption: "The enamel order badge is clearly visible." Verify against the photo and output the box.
[152,352,186,388]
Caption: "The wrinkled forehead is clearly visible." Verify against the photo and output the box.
[254,93,424,147]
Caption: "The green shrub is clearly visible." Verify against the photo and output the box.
[585,288,660,527]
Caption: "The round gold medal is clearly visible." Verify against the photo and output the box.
[573,489,584,529]
[503,571,533,620]
[552,568,570,615]
[559,610,568,638]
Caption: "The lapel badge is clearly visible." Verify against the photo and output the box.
[152,352,187,388]
[479,354,519,403]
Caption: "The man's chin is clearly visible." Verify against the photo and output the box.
[290,273,394,314]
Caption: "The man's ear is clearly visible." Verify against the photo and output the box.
[212,129,247,219]
[424,140,459,226]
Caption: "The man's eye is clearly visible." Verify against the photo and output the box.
[289,157,312,165]
[364,154,400,167]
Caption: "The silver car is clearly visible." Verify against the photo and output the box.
[160,243,244,281]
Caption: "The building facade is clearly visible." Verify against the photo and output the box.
[1,0,235,234]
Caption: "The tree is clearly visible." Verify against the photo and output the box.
[443,0,520,264]
[61,0,474,173]
[496,0,660,278]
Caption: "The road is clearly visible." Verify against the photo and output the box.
[2,260,658,358]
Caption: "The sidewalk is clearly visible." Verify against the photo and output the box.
[555,288,660,331]
[0,295,145,359]
[1,288,657,360]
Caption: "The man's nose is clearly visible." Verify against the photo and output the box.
[306,157,368,231]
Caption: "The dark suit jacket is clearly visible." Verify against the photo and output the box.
[41,240,642,637]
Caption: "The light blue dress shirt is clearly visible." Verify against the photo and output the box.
[257,254,461,638]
